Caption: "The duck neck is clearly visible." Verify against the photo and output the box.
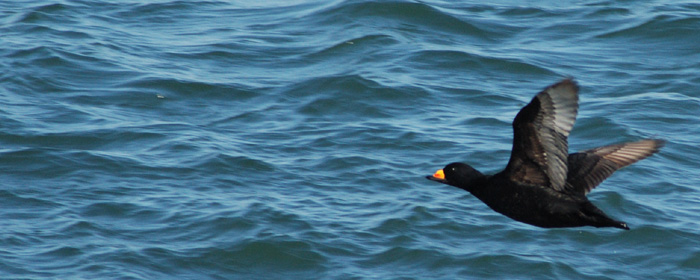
[456,175,489,195]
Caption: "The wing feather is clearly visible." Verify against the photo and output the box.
[564,139,665,195]
[504,79,579,191]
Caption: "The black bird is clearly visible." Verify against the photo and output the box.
[427,79,664,230]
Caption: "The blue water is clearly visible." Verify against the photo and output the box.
[1,0,699,279]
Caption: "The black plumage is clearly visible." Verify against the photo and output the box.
[427,79,664,230]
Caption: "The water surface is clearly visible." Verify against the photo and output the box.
[1,0,699,279]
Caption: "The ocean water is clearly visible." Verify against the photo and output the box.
[1,0,699,279]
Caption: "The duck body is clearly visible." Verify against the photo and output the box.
[465,170,627,230]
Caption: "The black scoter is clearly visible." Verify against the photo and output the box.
[427,79,664,230]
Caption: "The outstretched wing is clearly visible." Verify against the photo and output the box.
[564,139,665,195]
[503,79,579,191]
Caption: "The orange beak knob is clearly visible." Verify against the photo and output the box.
[433,169,445,179]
